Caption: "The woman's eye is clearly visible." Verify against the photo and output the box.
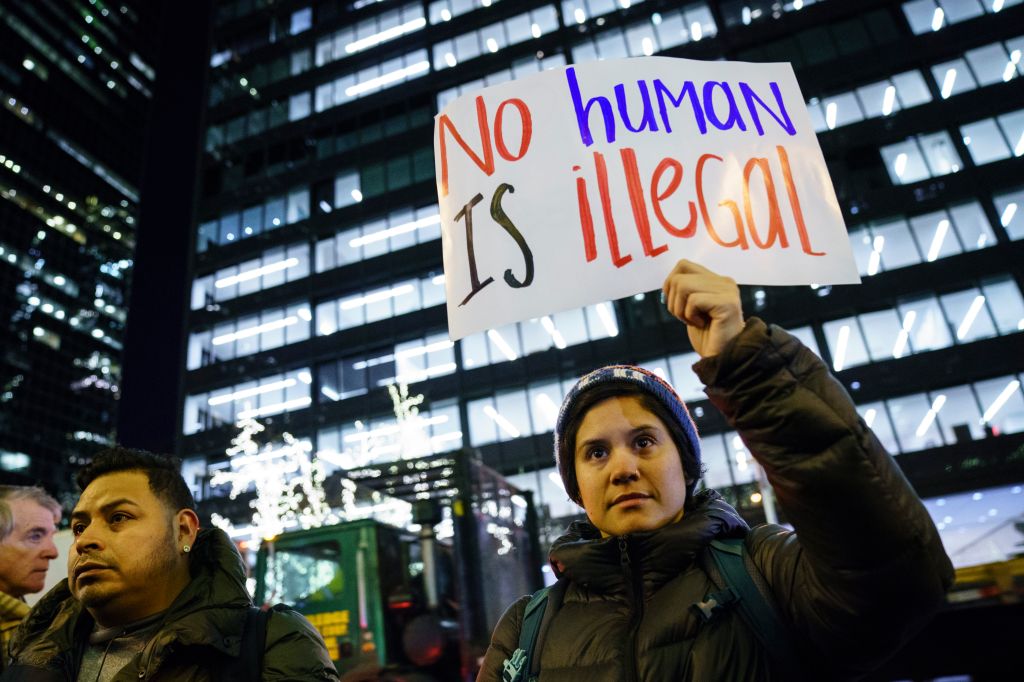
[72,524,85,536]
[636,435,655,449]
[587,447,607,460]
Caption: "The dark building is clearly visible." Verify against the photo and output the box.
[0,0,157,499]
[183,0,1023,569]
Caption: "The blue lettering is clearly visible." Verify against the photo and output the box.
[566,66,616,146]
[654,79,706,134]
[739,81,796,136]
[703,81,747,132]
[614,80,659,134]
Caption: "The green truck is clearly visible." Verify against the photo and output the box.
[254,451,544,681]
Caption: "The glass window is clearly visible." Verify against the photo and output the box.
[938,0,985,23]
[468,397,498,446]
[668,352,704,402]
[858,402,900,454]
[919,130,962,176]
[264,197,285,229]
[996,109,1024,157]
[700,434,734,490]
[981,278,1024,333]
[527,382,563,435]
[821,92,864,130]
[909,211,960,262]
[892,70,932,107]
[936,384,985,444]
[902,1,942,35]
[823,317,869,371]
[942,288,996,342]
[290,7,313,35]
[899,296,953,354]
[965,42,1012,85]
[856,80,900,119]
[932,59,977,98]
[873,218,921,269]
[724,432,757,485]
[881,138,930,184]
[961,118,1011,165]
[888,392,943,452]
[461,332,489,369]
[859,309,904,361]
[976,375,1024,435]
[288,92,311,121]
[993,187,1023,239]
[949,201,996,251]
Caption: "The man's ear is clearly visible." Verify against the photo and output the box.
[176,508,200,549]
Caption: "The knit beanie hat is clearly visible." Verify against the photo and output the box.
[554,365,702,505]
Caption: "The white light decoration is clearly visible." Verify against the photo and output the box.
[210,417,339,544]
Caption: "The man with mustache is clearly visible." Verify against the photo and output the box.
[2,447,339,681]
[0,486,61,672]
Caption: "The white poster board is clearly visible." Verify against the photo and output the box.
[434,56,859,340]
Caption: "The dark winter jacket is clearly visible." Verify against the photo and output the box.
[477,318,954,681]
[1,528,339,681]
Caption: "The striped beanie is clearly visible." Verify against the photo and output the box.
[554,365,702,505]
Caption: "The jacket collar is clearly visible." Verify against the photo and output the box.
[549,490,749,594]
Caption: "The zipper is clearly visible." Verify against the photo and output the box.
[618,537,644,682]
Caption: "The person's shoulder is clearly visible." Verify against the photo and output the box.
[262,607,340,681]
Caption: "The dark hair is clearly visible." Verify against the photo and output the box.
[560,381,703,508]
[76,446,196,513]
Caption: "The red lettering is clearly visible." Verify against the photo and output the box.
[574,168,598,262]
[620,148,667,257]
[743,158,788,250]
[594,151,633,268]
[776,145,825,256]
[696,154,747,249]
[650,157,696,238]
[495,99,533,161]
[438,97,494,197]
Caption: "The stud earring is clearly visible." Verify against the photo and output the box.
[183,544,191,553]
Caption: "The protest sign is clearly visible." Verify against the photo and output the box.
[434,56,859,340]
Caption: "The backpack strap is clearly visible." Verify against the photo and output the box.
[704,538,804,681]
[232,604,281,681]
[501,580,566,682]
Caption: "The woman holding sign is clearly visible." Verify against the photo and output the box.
[477,260,952,682]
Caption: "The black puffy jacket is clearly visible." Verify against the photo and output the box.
[477,319,954,681]
[2,528,339,681]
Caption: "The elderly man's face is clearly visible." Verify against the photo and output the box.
[68,471,191,627]
[0,499,60,598]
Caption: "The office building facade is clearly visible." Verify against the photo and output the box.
[0,1,157,498]
[185,0,1024,564]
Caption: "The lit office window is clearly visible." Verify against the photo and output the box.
[197,189,309,252]
[887,392,944,452]
[315,4,425,66]
[902,0,1017,35]
[288,92,311,121]
[315,206,440,271]
[437,53,567,110]
[315,273,446,336]
[808,71,933,133]
[187,302,312,369]
[318,332,457,403]
[961,118,1012,164]
[822,279,1022,371]
[316,399,463,472]
[932,58,978,99]
[192,243,310,310]
[993,186,1023,239]
[432,6,558,71]
[290,7,313,35]
[975,374,1024,435]
[183,368,313,434]
[880,131,962,185]
[723,432,758,485]
[460,303,621,370]
[429,0,503,25]
[857,402,900,454]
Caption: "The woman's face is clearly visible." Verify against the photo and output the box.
[574,395,687,537]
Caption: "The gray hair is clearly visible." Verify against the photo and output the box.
[0,485,61,542]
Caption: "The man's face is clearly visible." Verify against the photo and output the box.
[575,395,688,537]
[0,499,60,598]
[68,471,187,626]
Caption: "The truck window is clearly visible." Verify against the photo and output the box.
[265,540,343,606]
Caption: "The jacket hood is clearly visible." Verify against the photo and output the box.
[549,489,749,593]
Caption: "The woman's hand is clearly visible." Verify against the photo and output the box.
[662,259,745,358]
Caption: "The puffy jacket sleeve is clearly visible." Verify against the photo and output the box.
[476,595,531,682]
[693,318,954,678]
[262,610,340,681]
